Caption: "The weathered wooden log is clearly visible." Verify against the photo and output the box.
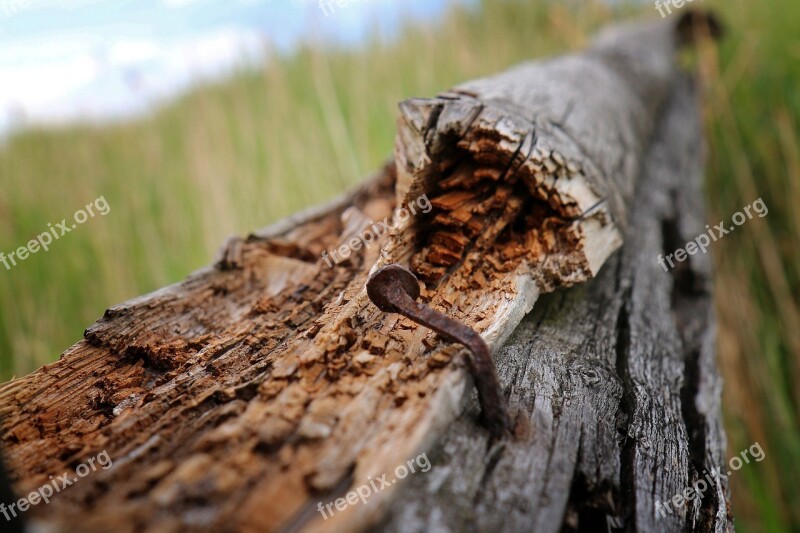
[378,74,730,533]
[0,12,725,533]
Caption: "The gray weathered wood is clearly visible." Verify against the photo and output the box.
[377,75,730,532]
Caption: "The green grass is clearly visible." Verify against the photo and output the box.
[1,0,797,529]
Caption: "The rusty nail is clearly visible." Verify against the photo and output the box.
[366,264,511,437]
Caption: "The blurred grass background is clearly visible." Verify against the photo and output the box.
[0,0,797,529]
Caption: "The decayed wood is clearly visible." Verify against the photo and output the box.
[0,12,725,533]
[378,74,730,533]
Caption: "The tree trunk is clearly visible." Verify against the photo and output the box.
[0,12,727,533]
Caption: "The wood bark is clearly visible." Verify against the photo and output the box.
[0,12,727,533]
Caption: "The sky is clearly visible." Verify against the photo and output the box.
[0,0,462,133]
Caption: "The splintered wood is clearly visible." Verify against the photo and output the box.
[408,134,589,288]
[0,13,718,533]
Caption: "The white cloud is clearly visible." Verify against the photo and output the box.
[0,27,265,132]
[107,40,161,66]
